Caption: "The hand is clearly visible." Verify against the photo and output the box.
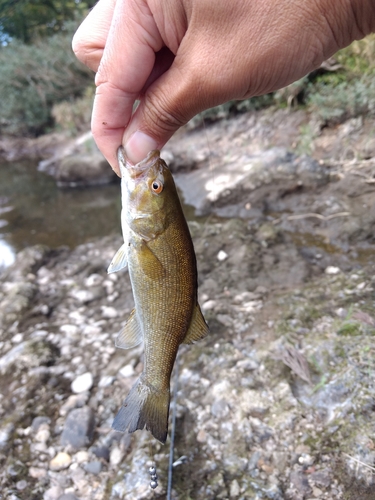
[73,0,375,172]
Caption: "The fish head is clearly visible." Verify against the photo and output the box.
[118,147,177,234]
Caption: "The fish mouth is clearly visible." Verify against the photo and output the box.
[117,147,160,180]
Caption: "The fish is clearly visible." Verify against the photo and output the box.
[108,147,209,443]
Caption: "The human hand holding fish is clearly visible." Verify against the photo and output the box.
[73,0,375,170]
[108,147,209,443]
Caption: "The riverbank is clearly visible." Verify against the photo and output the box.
[0,108,375,499]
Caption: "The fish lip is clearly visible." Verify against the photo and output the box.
[117,147,161,179]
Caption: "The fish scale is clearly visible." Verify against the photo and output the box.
[108,147,209,443]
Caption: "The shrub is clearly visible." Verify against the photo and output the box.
[52,86,95,135]
[0,23,93,136]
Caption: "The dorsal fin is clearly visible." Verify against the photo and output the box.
[115,309,143,349]
[182,304,209,344]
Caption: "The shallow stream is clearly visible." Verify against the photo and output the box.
[0,160,121,268]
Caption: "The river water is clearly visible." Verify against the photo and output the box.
[0,160,121,268]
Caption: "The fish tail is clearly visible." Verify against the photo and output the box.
[112,376,170,444]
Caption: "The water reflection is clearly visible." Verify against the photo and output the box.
[0,159,121,266]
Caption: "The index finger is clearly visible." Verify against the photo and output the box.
[92,0,163,172]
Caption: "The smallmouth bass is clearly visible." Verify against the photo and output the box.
[108,147,209,443]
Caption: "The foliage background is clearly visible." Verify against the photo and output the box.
[0,0,374,137]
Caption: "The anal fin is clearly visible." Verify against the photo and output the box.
[116,309,143,349]
[182,303,209,344]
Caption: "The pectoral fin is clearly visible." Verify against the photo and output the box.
[182,304,209,344]
[115,309,143,349]
[108,243,128,274]
[136,240,165,281]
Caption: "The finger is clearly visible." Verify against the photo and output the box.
[92,0,164,172]
[122,44,231,164]
[72,0,116,72]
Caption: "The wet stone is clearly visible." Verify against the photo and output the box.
[60,406,95,450]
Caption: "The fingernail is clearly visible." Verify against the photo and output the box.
[124,131,158,164]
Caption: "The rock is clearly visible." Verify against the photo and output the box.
[29,467,48,479]
[119,364,135,378]
[43,486,64,500]
[59,393,90,416]
[71,372,93,394]
[60,406,95,450]
[109,446,124,466]
[49,452,72,471]
[56,153,115,188]
[57,494,79,500]
[91,446,110,462]
[74,450,89,463]
[0,339,58,374]
[229,479,240,498]
[31,416,51,432]
[84,460,102,475]
[98,375,114,388]
[0,423,14,450]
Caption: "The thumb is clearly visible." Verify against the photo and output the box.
[123,57,212,164]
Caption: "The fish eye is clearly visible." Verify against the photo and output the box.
[151,179,163,194]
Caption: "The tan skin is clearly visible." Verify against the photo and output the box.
[72,0,375,172]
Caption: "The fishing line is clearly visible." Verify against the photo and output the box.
[167,352,179,500]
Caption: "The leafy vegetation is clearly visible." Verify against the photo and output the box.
[0,23,93,136]
[0,0,96,43]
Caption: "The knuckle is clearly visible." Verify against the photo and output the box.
[143,85,193,135]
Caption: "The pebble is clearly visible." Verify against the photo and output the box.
[98,375,114,388]
[217,250,228,261]
[101,306,118,318]
[325,266,340,275]
[84,460,102,475]
[43,485,63,500]
[229,479,240,497]
[60,393,89,416]
[32,416,51,432]
[0,423,14,450]
[57,494,79,500]
[119,364,135,378]
[110,446,124,466]
[70,289,95,304]
[74,450,89,463]
[49,452,72,471]
[29,466,48,479]
[60,406,95,449]
[92,446,110,462]
[35,427,50,443]
[16,480,28,490]
[71,372,93,394]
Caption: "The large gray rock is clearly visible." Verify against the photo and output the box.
[56,153,116,188]
[60,406,95,450]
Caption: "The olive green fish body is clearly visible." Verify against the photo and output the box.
[109,148,208,443]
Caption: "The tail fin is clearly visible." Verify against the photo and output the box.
[112,376,170,444]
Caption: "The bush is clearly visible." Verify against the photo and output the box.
[307,76,375,124]
[0,23,93,136]
[52,86,95,135]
